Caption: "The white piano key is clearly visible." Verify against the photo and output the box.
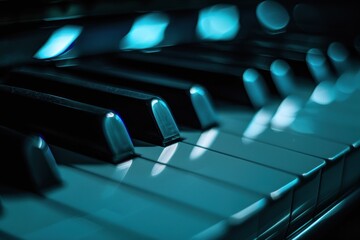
[182,128,325,234]
[49,147,267,239]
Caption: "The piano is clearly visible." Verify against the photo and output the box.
[0,0,360,239]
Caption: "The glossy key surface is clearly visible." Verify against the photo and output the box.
[7,67,181,146]
[0,85,135,163]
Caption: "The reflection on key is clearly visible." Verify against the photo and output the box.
[51,147,267,239]
[0,190,143,240]
[270,96,303,131]
[256,0,290,34]
[243,68,270,108]
[190,128,219,160]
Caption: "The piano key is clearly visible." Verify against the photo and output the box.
[119,44,284,96]
[289,116,360,194]
[183,38,317,82]
[0,126,61,192]
[160,42,331,109]
[0,85,135,163]
[220,114,350,215]
[48,148,267,239]
[6,66,181,146]
[55,62,218,130]
[135,141,300,238]
[181,128,325,233]
[0,188,144,240]
[221,115,350,162]
[222,100,360,197]
[306,48,337,83]
[270,59,298,96]
[108,50,271,106]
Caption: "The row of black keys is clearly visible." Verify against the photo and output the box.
[0,35,360,239]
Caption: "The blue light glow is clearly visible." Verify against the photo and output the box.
[336,71,358,94]
[256,0,290,33]
[270,59,295,96]
[120,13,169,50]
[196,4,240,41]
[34,25,82,59]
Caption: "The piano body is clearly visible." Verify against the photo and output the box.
[0,0,360,239]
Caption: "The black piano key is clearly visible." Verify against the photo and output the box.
[0,85,135,163]
[180,40,315,82]
[57,62,219,130]
[6,66,181,146]
[327,41,354,74]
[0,126,61,192]
[148,44,291,101]
[0,189,145,240]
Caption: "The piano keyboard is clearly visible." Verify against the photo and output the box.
[1,1,360,239]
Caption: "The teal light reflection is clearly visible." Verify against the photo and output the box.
[120,13,169,50]
[196,4,240,41]
[336,71,358,95]
[190,128,219,160]
[327,42,350,74]
[256,0,290,33]
[271,96,303,131]
[34,25,82,59]
[242,107,273,144]
[151,143,178,177]
[290,116,315,135]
